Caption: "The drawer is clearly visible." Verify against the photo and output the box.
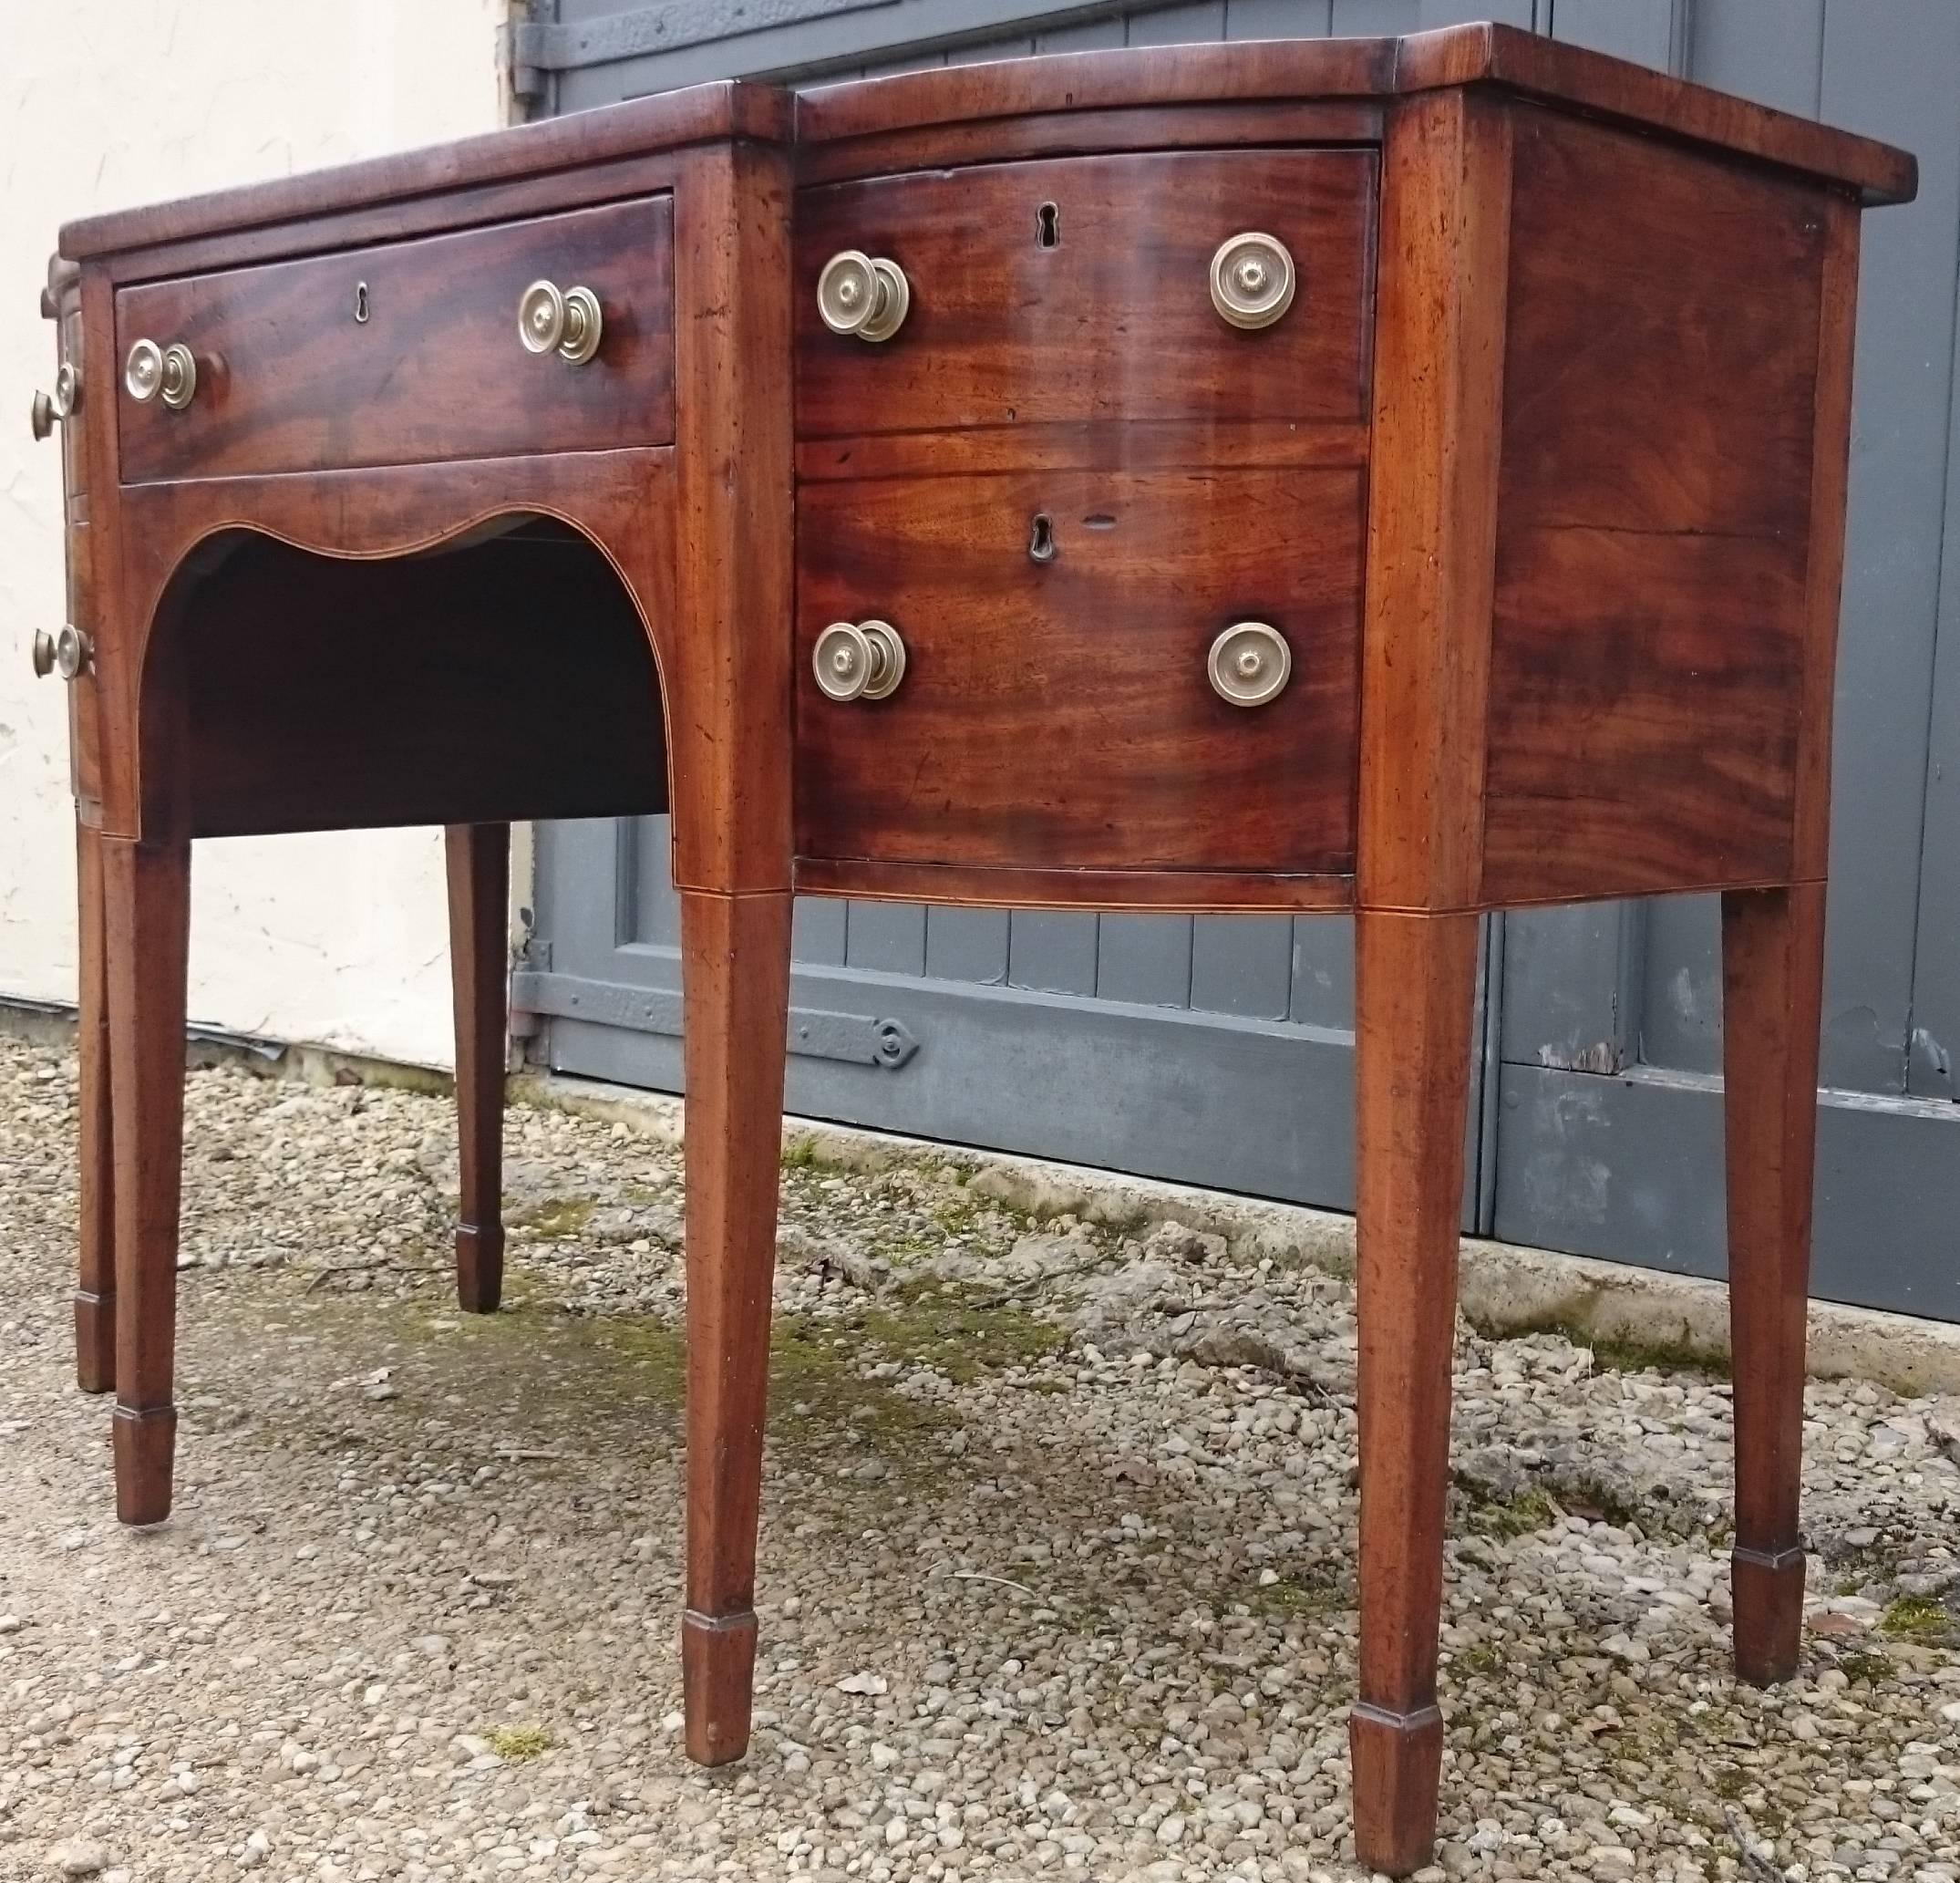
[795,150,1376,440]
[795,470,1362,874]
[114,198,674,482]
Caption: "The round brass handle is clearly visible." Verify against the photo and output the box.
[126,338,197,409]
[30,363,81,441]
[35,625,92,682]
[813,619,907,702]
[1208,621,1291,708]
[1210,233,1296,331]
[816,251,911,343]
[29,391,53,441]
[518,279,603,365]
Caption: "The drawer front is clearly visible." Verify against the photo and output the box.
[796,150,1376,440]
[115,198,674,482]
[795,469,1362,874]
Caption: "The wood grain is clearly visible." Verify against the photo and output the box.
[1350,908,1480,1878]
[668,141,796,895]
[1356,90,1511,913]
[680,888,792,1766]
[447,823,511,1317]
[1722,883,1827,1685]
[796,150,1374,439]
[792,857,1353,913]
[795,468,1363,875]
[74,821,115,1394]
[62,80,791,260]
[115,197,676,482]
[795,27,1914,202]
[104,834,191,1527]
[1480,110,1824,905]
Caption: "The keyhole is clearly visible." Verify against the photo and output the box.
[354,282,370,324]
[1028,512,1056,563]
[1037,202,1059,249]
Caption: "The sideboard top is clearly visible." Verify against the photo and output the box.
[59,23,1914,264]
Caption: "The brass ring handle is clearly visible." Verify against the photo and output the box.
[518,280,603,365]
[34,625,92,682]
[813,620,908,702]
[816,251,911,343]
[125,338,197,409]
[1210,233,1296,331]
[1208,621,1291,708]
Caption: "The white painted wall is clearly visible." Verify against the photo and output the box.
[1,0,510,1067]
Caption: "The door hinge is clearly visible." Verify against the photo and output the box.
[509,968,920,1070]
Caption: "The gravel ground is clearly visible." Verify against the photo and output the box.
[3,1032,1960,1883]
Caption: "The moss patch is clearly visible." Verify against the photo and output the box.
[1878,1593,1955,1644]
[509,1195,598,1240]
[1462,1481,1562,1540]
[853,1296,1068,1386]
[488,1724,554,1761]
[1469,1311,1730,1381]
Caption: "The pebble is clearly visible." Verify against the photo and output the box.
[0,1035,1955,1883]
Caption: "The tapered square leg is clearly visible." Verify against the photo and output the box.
[1350,908,1480,1878]
[445,823,510,1314]
[103,835,191,1527]
[678,888,790,1767]
[1722,883,1826,1685]
[74,820,116,1393]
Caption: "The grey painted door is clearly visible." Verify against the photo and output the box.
[520,0,1960,1316]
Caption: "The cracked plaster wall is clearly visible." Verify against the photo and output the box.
[2,0,510,1065]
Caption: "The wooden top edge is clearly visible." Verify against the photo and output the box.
[58,79,795,262]
[798,25,1916,204]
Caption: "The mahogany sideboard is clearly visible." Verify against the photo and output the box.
[34,27,1914,1874]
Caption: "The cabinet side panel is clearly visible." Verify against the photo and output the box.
[1480,107,1828,905]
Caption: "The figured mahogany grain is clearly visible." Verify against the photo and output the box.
[793,857,1353,914]
[795,26,1913,202]
[1480,110,1825,905]
[795,150,1375,439]
[795,468,1363,875]
[1356,90,1511,913]
[116,198,676,483]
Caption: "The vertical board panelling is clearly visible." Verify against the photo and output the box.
[1126,3,1228,45]
[1550,0,1686,67]
[1638,897,1723,1076]
[1009,911,1100,995]
[1688,0,1824,114]
[845,902,928,975]
[1418,0,1534,28]
[1289,920,1354,1029]
[925,907,1010,983]
[630,817,681,947]
[1330,0,1419,30]
[790,896,849,967]
[1098,916,1194,1007]
[1034,16,1128,49]
[1905,159,1960,1097]
[1813,0,1960,1093]
[1191,917,1295,1019]
[1224,0,1333,37]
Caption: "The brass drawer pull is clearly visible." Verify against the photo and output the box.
[813,619,907,702]
[30,361,80,440]
[125,338,197,409]
[1208,621,1291,707]
[518,279,603,365]
[817,250,911,343]
[33,624,92,682]
[1210,233,1295,331]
